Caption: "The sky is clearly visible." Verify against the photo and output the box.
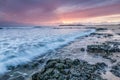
[0,0,120,26]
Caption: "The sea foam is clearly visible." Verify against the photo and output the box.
[0,27,95,74]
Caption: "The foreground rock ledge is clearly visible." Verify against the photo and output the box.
[32,58,107,80]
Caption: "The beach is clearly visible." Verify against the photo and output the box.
[0,25,120,80]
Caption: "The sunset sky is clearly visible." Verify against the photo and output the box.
[0,0,120,26]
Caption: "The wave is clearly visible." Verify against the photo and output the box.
[0,28,95,74]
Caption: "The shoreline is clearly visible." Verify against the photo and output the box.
[0,25,120,80]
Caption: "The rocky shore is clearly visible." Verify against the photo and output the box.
[87,41,120,57]
[32,58,107,80]
[0,26,120,80]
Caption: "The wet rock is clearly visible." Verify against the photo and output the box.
[12,72,22,77]
[45,60,57,69]
[37,59,45,63]
[89,74,105,80]
[87,44,109,53]
[12,71,28,77]
[79,60,88,66]
[110,62,120,77]
[106,41,120,45]
[95,63,107,71]
[58,75,66,80]
[32,72,39,80]
[9,75,25,80]
[31,62,39,68]
[73,59,80,66]
[110,70,120,77]
[22,64,29,68]
[110,58,117,63]
[52,69,60,78]
[59,69,70,75]
[8,71,28,80]
[90,33,113,37]
[87,42,120,54]
[70,68,81,77]
[55,63,66,69]
[96,28,108,31]
[64,58,73,68]
[22,62,39,69]
[31,58,106,80]
[43,68,54,76]
[46,59,60,64]
[80,48,85,52]
[96,63,107,68]
[0,74,10,80]
[7,66,16,70]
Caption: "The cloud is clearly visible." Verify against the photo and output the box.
[59,3,120,19]
[0,0,120,25]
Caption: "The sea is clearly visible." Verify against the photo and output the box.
[0,26,95,74]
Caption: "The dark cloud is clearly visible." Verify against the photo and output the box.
[0,0,120,25]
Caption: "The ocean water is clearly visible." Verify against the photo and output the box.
[0,27,95,74]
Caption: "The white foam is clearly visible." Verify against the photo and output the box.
[0,28,95,74]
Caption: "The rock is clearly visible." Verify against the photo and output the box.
[22,64,29,68]
[45,60,57,69]
[31,62,39,68]
[0,74,10,80]
[79,60,88,66]
[8,71,28,80]
[32,72,39,80]
[31,58,106,80]
[73,59,80,66]
[95,63,107,70]
[46,59,60,64]
[7,66,16,70]
[58,75,66,80]
[80,48,85,52]
[59,69,70,75]
[90,33,113,37]
[12,72,22,77]
[110,62,120,77]
[87,44,109,53]
[55,63,66,69]
[110,70,120,77]
[96,28,108,31]
[12,71,28,77]
[52,69,60,78]
[87,42,120,54]
[43,68,54,76]
[64,58,73,68]
[9,75,25,80]
[37,59,45,63]
[89,74,105,80]
[70,68,80,77]
[22,60,42,69]
[110,59,117,63]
